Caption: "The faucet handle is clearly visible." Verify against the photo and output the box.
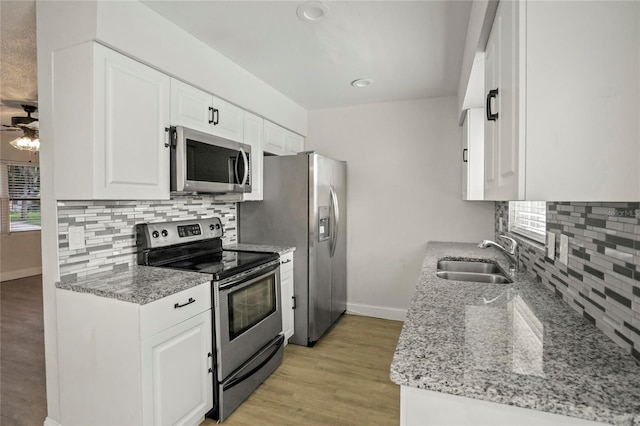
[499,234,517,253]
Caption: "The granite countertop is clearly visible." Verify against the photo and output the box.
[56,266,212,305]
[391,242,640,425]
[224,243,296,256]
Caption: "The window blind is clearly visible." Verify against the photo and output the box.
[509,201,546,243]
[1,162,41,232]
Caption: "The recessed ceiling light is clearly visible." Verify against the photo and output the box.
[296,1,330,23]
[351,78,374,88]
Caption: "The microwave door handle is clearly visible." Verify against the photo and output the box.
[239,147,249,186]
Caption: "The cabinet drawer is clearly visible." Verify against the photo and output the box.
[280,252,294,273]
[139,283,211,339]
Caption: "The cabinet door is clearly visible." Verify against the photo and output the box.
[463,108,484,201]
[243,112,264,201]
[483,0,520,201]
[211,95,244,142]
[94,44,171,200]
[171,79,215,134]
[264,120,287,155]
[280,260,295,343]
[141,311,213,426]
[286,132,304,154]
[462,111,470,201]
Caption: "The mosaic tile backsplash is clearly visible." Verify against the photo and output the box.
[57,198,237,280]
[496,201,640,362]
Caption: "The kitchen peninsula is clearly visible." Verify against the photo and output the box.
[391,242,640,426]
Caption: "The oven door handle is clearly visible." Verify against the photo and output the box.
[217,261,280,291]
[222,335,284,391]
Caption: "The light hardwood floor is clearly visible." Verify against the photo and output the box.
[207,314,404,426]
[0,276,403,426]
[1,275,48,426]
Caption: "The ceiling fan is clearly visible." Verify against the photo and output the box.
[2,104,38,131]
[2,104,40,152]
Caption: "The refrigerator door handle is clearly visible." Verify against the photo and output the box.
[330,184,339,257]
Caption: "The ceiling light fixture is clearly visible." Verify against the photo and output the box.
[351,78,374,88]
[9,125,40,152]
[10,135,40,152]
[296,1,330,23]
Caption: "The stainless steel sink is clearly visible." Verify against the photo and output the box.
[435,271,512,284]
[436,260,512,284]
[436,260,502,274]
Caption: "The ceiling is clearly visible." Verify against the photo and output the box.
[0,0,38,130]
[143,1,472,109]
[0,0,472,128]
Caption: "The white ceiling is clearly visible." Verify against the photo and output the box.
[0,0,38,128]
[0,0,472,129]
[142,0,472,110]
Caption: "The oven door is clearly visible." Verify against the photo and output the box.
[214,261,282,380]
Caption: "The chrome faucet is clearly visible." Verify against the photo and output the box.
[478,235,519,275]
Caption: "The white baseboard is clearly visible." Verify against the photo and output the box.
[44,417,61,426]
[347,303,407,321]
[1,266,42,282]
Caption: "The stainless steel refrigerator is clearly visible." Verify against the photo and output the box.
[239,152,347,346]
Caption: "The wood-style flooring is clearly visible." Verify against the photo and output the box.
[0,276,403,426]
[1,275,47,426]
[206,314,404,426]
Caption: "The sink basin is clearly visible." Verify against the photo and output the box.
[435,271,512,284]
[436,260,513,284]
[436,260,502,274]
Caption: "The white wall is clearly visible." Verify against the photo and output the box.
[0,131,42,281]
[305,97,494,320]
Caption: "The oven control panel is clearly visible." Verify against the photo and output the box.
[136,217,223,249]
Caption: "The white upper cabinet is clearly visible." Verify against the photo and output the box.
[171,79,244,143]
[53,42,171,200]
[263,120,305,156]
[462,108,485,201]
[483,0,639,201]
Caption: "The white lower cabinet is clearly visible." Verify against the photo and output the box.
[280,252,295,344]
[56,283,213,426]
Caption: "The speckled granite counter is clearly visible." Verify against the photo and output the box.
[391,242,640,425]
[224,243,296,256]
[56,266,212,305]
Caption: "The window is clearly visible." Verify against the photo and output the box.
[509,201,545,243]
[1,162,41,232]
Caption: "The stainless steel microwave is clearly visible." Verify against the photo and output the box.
[170,126,251,194]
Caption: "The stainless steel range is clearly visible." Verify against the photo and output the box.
[136,217,283,422]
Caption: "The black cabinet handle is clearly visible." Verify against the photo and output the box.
[164,127,170,148]
[174,297,195,309]
[292,296,296,309]
[463,148,468,163]
[486,88,499,121]
[281,259,292,264]
[209,107,219,125]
